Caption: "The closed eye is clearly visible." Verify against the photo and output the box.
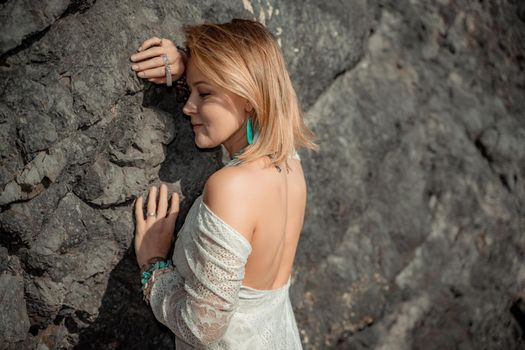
[199,93,210,98]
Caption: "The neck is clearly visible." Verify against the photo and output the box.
[223,138,249,159]
[222,119,250,158]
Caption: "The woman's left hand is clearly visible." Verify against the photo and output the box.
[130,36,186,85]
[134,184,180,271]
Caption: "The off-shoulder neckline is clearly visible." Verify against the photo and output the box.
[197,195,252,250]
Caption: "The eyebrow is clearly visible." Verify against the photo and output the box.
[187,80,210,88]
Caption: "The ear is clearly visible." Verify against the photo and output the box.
[244,100,254,114]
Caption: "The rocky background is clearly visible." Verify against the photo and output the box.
[1,0,524,349]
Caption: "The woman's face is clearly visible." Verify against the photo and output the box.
[182,58,253,151]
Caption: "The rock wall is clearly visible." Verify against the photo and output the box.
[0,0,524,349]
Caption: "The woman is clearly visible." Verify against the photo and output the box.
[131,18,318,349]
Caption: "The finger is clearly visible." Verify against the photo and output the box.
[137,66,164,79]
[131,56,164,72]
[157,184,168,219]
[165,192,180,235]
[138,63,183,79]
[134,196,146,234]
[147,77,165,84]
[147,186,157,222]
[159,37,173,47]
[130,46,163,62]
[138,36,162,51]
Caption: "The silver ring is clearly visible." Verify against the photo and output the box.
[147,212,156,217]
[162,53,172,87]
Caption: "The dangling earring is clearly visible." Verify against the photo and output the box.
[247,117,254,145]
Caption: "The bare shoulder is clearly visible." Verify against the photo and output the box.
[202,165,257,244]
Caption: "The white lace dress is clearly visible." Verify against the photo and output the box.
[149,149,303,349]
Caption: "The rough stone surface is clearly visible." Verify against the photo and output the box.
[0,0,524,349]
[0,248,31,344]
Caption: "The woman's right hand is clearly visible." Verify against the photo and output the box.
[130,37,186,85]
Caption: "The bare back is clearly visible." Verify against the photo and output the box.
[234,155,306,290]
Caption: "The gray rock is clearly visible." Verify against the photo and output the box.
[0,272,31,343]
[0,103,23,187]
[0,0,71,54]
[17,112,58,154]
[0,0,524,349]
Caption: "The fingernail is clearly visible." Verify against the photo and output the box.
[130,55,136,61]
[138,72,144,77]
[132,64,138,70]
[138,47,143,51]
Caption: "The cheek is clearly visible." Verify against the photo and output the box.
[199,104,219,123]
[199,103,243,134]
[200,106,228,127]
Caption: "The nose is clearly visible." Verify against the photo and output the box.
[182,94,197,116]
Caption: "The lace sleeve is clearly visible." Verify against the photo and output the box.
[149,199,252,347]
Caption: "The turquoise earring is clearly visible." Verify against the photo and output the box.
[247,117,254,145]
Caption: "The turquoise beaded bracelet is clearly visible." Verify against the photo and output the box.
[141,259,173,289]
[141,259,175,305]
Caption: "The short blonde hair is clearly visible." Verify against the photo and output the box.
[183,18,319,168]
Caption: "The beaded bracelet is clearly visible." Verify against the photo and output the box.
[141,259,175,305]
[140,256,166,274]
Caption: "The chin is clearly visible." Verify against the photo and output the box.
[194,136,220,149]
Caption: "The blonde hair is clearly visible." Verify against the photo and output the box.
[183,18,319,168]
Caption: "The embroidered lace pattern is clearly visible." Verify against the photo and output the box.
[149,150,303,349]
